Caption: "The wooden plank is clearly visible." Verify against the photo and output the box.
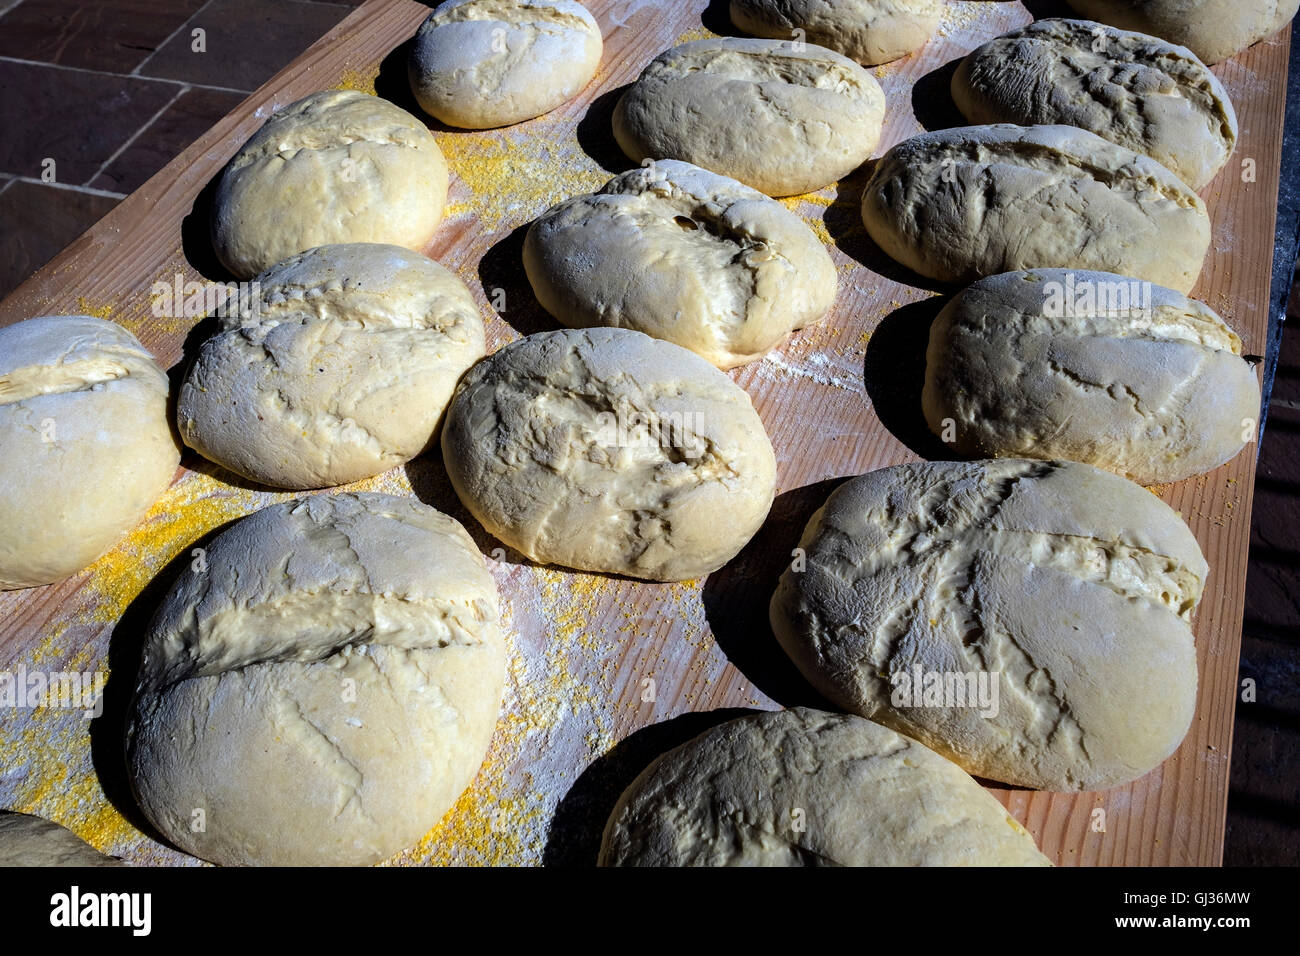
[0,0,1288,866]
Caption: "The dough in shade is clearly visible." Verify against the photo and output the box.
[210,90,449,279]
[523,159,836,369]
[127,493,506,867]
[1065,0,1300,65]
[613,37,885,197]
[178,243,485,490]
[441,327,777,581]
[408,0,602,129]
[0,813,123,866]
[599,708,1052,866]
[770,459,1206,791]
[730,0,943,65]
[0,315,179,591]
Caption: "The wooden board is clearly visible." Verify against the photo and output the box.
[0,0,1289,866]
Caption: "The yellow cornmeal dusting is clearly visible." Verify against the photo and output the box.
[334,66,379,95]
[73,298,114,321]
[674,25,716,45]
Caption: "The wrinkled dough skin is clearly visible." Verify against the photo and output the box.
[730,0,943,65]
[523,159,837,369]
[952,19,1238,190]
[408,0,603,129]
[599,708,1052,866]
[613,37,885,196]
[770,460,1207,791]
[1066,0,1300,65]
[860,123,1211,291]
[441,327,777,581]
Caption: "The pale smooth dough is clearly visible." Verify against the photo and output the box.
[613,37,885,196]
[770,459,1207,791]
[178,243,486,490]
[860,124,1211,292]
[523,159,837,369]
[0,812,122,866]
[409,0,603,129]
[1066,0,1300,65]
[211,90,449,279]
[599,708,1052,866]
[952,19,1238,190]
[730,0,943,65]
[0,316,179,591]
[127,493,506,867]
[922,269,1261,484]
[441,327,777,581]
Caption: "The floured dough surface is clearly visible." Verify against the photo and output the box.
[923,269,1261,484]
[211,90,449,278]
[599,707,1052,866]
[127,493,506,866]
[613,37,885,196]
[0,812,122,866]
[179,243,486,490]
[860,123,1211,291]
[730,0,943,65]
[0,316,179,590]
[441,327,777,580]
[770,459,1206,791]
[1066,0,1300,65]
[409,0,603,129]
[524,159,837,369]
[953,19,1237,190]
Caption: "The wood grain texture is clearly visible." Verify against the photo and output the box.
[0,0,1290,866]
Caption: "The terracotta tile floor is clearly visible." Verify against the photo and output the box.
[0,0,1296,865]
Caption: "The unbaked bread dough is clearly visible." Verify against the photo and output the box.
[952,19,1238,190]
[613,37,886,196]
[127,492,506,866]
[408,0,602,129]
[599,707,1052,866]
[922,269,1261,484]
[770,459,1206,791]
[523,159,837,369]
[0,812,122,866]
[178,243,486,490]
[211,90,449,279]
[729,0,943,65]
[0,316,179,591]
[441,327,777,580]
[1066,0,1300,65]
[860,124,1211,292]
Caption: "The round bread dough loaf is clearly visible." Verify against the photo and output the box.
[441,327,777,580]
[211,90,449,279]
[408,0,603,129]
[922,269,1261,484]
[178,243,486,490]
[729,0,943,65]
[952,19,1238,190]
[599,708,1052,866]
[127,493,506,867]
[613,37,886,196]
[523,159,837,369]
[1066,0,1300,65]
[0,812,122,866]
[770,459,1207,791]
[0,316,179,591]
[860,124,1211,292]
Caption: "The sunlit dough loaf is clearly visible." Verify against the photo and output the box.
[729,0,943,65]
[0,813,123,866]
[1066,0,1300,65]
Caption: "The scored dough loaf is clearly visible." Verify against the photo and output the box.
[922,269,1261,484]
[952,19,1238,190]
[441,327,777,581]
[523,159,837,369]
[178,243,486,490]
[0,316,179,591]
[211,90,449,279]
[408,0,603,129]
[770,459,1207,791]
[127,493,506,867]
[599,707,1052,866]
[729,0,943,65]
[0,812,122,866]
[1066,0,1300,65]
[613,37,886,196]
[860,123,1211,292]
